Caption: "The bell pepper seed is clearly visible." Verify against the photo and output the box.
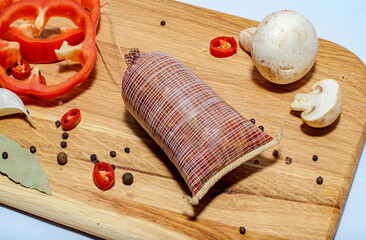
[2,151,8,159]
[30,146,36,153]
[62,132,69,140]
[60,141,67,148]
[239,226,246,234]
[122,173,133,185]
[57,152,68,165]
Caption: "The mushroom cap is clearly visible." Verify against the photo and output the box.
[252,10,318,84]
[290,79,342,128]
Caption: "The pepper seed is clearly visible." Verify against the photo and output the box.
[285,157,292,165]
[316,176,323,185]
[57,152,68,165]
[110,151,116,158]
[60,141,67,148]
[122,173,134,185]
[90,154,97,162]
[312,155,318,161]
[62,132,69,140]
[55,120,61,128]
[30,146,37,153]
[2,151,8,159]
[239,226,246,235]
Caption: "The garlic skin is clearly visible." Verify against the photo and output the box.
[290,79,342,128]
[0,88,36,127]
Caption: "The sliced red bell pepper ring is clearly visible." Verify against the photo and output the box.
[210,36,237,58]
[93,162,115,191]
[0,0,97,99]
[1,0,100,64]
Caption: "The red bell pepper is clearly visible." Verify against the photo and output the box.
[93,162,115,191]
[210,36,237,58]
[0,0,97,99]
[1,0,100,64]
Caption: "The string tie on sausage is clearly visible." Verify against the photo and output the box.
[125,48,140,68]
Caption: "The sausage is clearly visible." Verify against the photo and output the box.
[122,51,281,204]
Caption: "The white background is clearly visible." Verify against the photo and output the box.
[0,0,365,239]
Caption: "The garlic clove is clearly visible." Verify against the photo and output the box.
[239,27,256,53]
[0,88,36,127]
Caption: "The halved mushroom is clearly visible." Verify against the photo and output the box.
[290,79,342,128]
[239,10,318,84]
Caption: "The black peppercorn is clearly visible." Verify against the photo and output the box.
[250,118,255,124]
[60,141,67,148]
[124,147,130,153]
[122,173,133,185]
[2,151,8,159]
[285,157,292,165]
[110,151,116,158]
[55,120,61,128]
[254,159,259,164]
[272,149,279,157]
[316,176,323,185]
[62,132,69,140]
[57,152,68,165]
[160,20,166,26]
[258,125,264,131]
[30,146,36,153]
[90,154,97,162]
[312,155,318,161]
[111,164,116,170]
[239,226,246,235]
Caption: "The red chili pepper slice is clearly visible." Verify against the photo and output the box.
[1,0,100,64]
[0,0,97,99]
[209,36,237,58]
[10,59,32,79]
[61,108,81,131]
[93,162,115,191]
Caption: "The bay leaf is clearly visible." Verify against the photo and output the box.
[0,134,52,195]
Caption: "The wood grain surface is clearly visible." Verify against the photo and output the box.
[1,0,366,239]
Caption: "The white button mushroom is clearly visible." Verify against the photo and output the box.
[290,79,342,128]
[240,10,318,84]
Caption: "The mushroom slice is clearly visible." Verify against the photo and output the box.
[290,79,342,128]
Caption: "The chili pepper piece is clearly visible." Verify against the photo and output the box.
[61,108,81,131]
[10,59,32,80]
[209,36,237,58]
[93,162,115,191]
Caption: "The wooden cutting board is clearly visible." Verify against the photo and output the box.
[0,0,365,239]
